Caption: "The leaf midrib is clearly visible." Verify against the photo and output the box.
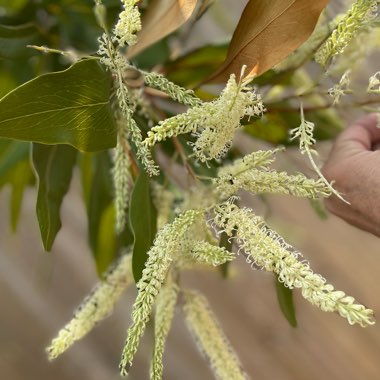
[0,101,108,125]
[42,145,57,247]
[231,0,296,65]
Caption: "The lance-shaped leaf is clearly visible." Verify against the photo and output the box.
[0,59,116,151]
[209,0,328,82]
[32,143,77,251]
[81,151,133,275]
[127,0,198,58]
[275,275,298,327]
[129,169,157,282]
[0,140,33,231]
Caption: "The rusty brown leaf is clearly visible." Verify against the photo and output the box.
[127,0,198,58]
[208,0,329,83]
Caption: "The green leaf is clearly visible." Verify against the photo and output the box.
[132,39,171,70]
[95,203,118,274]
[129,169,157,283]
[0,140,33,231]
[275,275,298,327]
[85,151,114,252]
[165,44,228,88]
[10,160,33,231]
[219,231,233,278]
[0,59,117,152]
[0,140,29,184]
[81,151,133,275]
[32,143,77,251]
[0,23,40,59]
[309,198,328,220]
[244,107,343,144]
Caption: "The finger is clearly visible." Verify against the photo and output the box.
[333,114,380,156]
[324,197,380,237]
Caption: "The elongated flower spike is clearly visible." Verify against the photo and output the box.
[143,71,202,107]
[290,104,348,204]
[113,0,142,47]
[144,68,265,162]
[190,240,236,267]
[47,253,133,360]
[214,148,332,200]
[119,209,202,375]
[150,274,179,380]
[213,203,375,327]
[183,290,248,380]
[316,0,378,66]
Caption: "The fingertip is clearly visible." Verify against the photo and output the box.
[335,113,380,152]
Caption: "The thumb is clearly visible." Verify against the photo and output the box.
[329,114,380,160]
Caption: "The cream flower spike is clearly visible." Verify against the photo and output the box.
[183,290,248,380]
[113,0,142,47]
[119,210,203,375]
[144,66,265,162]
[150,274,179,380]
[214,148,333,200]
[316,0,378,66]
[213,203,375,327]
[47,253,133,360]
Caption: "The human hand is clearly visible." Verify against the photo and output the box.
[322,114,380,237]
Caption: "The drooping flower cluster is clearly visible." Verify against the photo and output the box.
[45,1,378,379]
[213,202,375,327]
[316,0,378,66]
[143,71,202,107]
[144,71,265,162]
[183,290,248,380]
[190,240,235,267]
[119,209,202,375]
[151,274,179,380]
[113,0,142,47]
[97,8,158,231]
[47,253,133,360]
[214,149,332,199]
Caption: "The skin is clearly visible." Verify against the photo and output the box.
[322,114,380,237]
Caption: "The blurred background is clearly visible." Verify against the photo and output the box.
[1,0,380,379]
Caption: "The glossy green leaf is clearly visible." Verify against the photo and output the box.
[10,160,33,231]
[81,151,133,275]
[0,140,33,231]
[0,23,40,59]
[309,198,328,220]
[219,231,233,278]
[244,107,343,144]
[0,59,117,151]
[132,39,171,70]
[165,44,228,88]
[0,140,29,183]
[130,169,157,283]
[32,143,77,251]
[275,275,298,327]
[95,203,118,275]
[85,151,114,253]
